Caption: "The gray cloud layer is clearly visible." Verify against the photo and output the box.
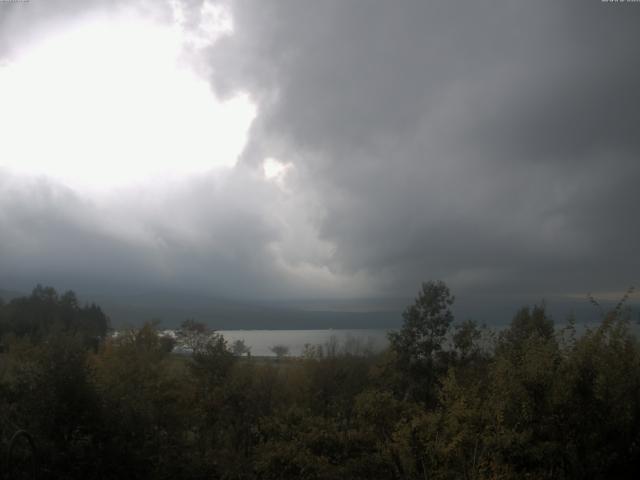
[1,0,639,304]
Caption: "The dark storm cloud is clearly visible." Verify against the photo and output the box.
[0,0,638,303]
[204,0,640,296]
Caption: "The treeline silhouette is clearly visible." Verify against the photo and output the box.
[0,281,638,479]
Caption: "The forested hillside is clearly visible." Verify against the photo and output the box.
[0,282,638,479]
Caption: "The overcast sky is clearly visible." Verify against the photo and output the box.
[0,0,638,306]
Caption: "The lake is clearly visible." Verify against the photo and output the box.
[218,329,391,356]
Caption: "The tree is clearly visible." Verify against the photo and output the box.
[452,319,483,363]
[389,281,455,362]
[270,345,290,359]
[91,321,196,478]
[0,286,108,345]
[177,318,211,353]
[191,332,235,386]
[387,280,455,404]
[499,304,554,352]
[231,339,251,357]
[180,318,207,334]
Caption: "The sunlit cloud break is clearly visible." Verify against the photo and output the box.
[0,5,254,192]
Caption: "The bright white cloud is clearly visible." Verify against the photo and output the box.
[0,9,254,191]
[263,157,291,183]
[170,0,234,48]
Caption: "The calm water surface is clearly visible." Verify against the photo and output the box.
[218,329,391,356]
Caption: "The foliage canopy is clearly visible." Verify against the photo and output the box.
[0,283,638,479]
